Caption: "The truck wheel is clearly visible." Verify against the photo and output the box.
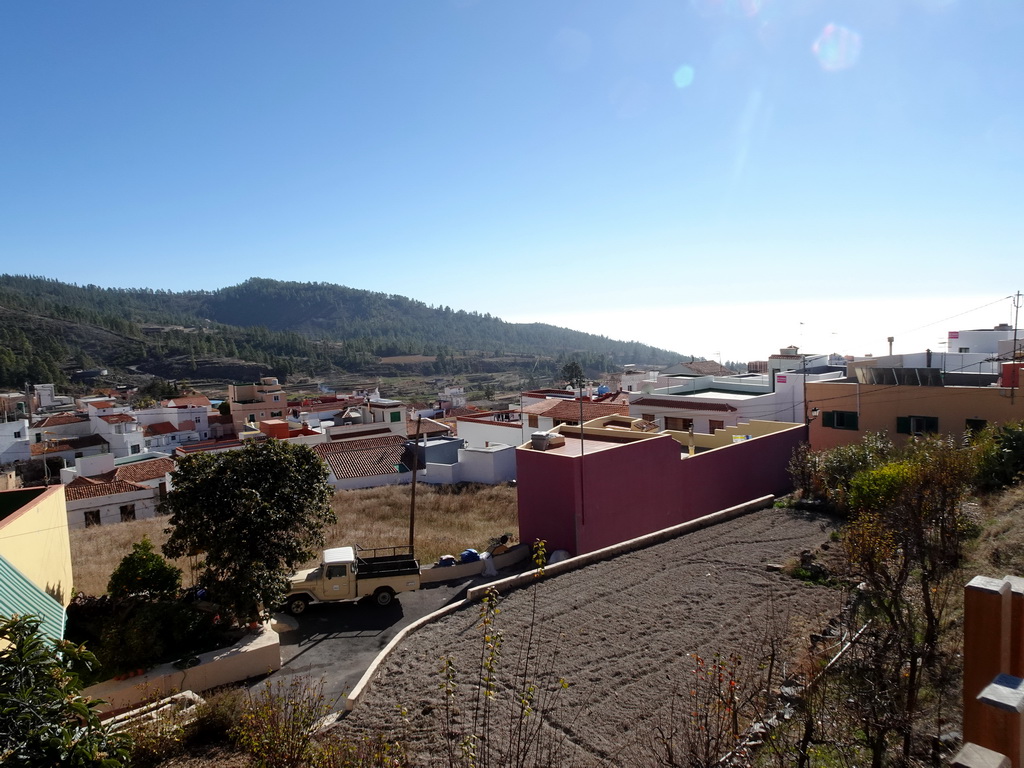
[286,596,310,616]
[373,588,394,608]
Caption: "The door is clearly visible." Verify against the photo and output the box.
[322,564,352,600]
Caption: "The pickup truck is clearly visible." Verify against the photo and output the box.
[284,545,420,615]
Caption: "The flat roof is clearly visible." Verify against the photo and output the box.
[659,389,765,401]
[527,434,654,457]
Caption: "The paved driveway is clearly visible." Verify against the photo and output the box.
[261,576,481,708]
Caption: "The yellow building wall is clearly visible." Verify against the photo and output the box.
[0,485,74,608]
[807,382,1024,451]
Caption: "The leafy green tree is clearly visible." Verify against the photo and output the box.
[0,613,130,767]
[162,440,335,623]
[560,360,585,390]
[106,537,181,600]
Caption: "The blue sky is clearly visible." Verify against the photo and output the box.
[2,1,1022,361]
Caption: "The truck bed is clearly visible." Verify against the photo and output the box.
[356,558,420,579]
[354,545,419,579]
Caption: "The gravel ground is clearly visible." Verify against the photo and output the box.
[336,507,844,766]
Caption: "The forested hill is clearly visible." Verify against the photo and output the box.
[0,275,686,388]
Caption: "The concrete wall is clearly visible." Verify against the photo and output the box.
[0,418,31,465]
[0,485,74,608]
[335,472,413,491]
[516,422,804,556]
[422,445,517,486]
[807,380,1024,451]
[457,417,528,450]
[458,444,516,484]
[85,626,281,715]
[66,487,160,529]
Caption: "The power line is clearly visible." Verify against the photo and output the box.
[893,295,1013,338]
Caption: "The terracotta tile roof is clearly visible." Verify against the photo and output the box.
[30,413,87,428]
[314,435,409,480]
[330,427,393,441]
[64,478,151,502]
[29,434,107,455]
[520,400,563,416]
[178,420,196,431]
[99,413,136,424]
[629,396,738,413]
[447,406,480,418]
[175,437,248,454]
[303,401,352,414]
[114,457,175,483]
[164,395,212,408]
[208,414,232,424]
[543,400,630,422]
[85,400,116,409]
[407,418,450,438]
[143,421,178,436]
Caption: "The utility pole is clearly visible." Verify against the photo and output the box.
[1012,292,1021,405]
[408,416,421,553]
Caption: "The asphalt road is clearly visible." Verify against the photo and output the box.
[260,576,482,708]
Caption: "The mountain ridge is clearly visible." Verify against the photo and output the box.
[0,274,687,389]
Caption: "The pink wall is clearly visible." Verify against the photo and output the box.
[516,425,804,556]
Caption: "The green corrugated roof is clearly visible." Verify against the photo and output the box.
[0,553,66,640]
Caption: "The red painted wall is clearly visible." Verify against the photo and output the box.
[515,425,804,556]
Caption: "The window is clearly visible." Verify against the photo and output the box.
[271,411,282,418]
[665,417,693,431]
[390,411,401,423]
[273,395,280,401]
[248,414,256,423]
[13,430,21,438]
[966,419,987,434]
[326,565,347,579]
[119,504,136,522]
[822,411,859,430]
[958,347,970,353]
[130,444,141,454]
[709,420,725,433]
[528,415,539,428]
[896,415,939,435]
[84,510,101,527]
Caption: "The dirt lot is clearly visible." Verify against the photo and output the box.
[337,507,843,766]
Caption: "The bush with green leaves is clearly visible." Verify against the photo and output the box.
[0,613,131,767]
[106,536,181,600]
[790,432,897,514]
[975,420,1024,491]
[65,594,224,677]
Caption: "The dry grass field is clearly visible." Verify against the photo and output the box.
[69,483,519,597]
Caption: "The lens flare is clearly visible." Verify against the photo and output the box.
[812,23,862,72]
[673,65,696,89]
